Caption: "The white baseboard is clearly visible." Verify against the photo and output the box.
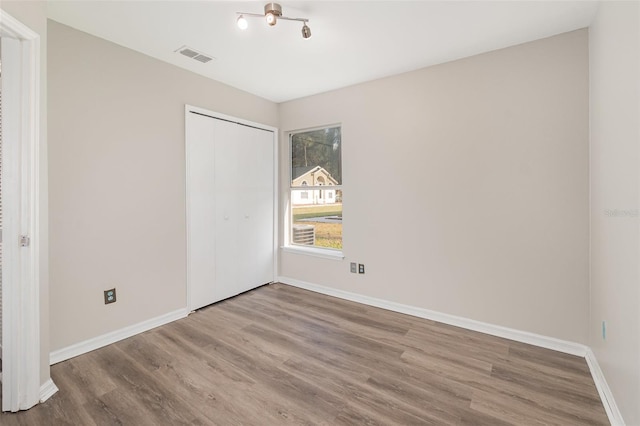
[278,276,587,356]
[39,378,59,403]
[278,276,625,425]
[585,348,625,425]
[44,279,622,426]
[50,308,189,365]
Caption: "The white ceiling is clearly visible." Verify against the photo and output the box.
[47,1,599,103]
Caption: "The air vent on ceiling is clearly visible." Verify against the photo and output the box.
[174,45,215,64]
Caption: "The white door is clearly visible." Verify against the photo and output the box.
[186,112,219,309]
[239,125,274,290]
[212,118,241,302]
[1,10,53,412]
[186,110,275,311]
[219,124,274,300]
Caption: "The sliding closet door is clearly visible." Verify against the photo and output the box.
[187,110,275,311]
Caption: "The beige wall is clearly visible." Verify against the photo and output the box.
[47,21,277,351]
[1,0,50,386]
[279,30,590,343]
[589,2,640,424]
[4,5,637,419]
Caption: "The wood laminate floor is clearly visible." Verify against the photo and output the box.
[0,283,609,425]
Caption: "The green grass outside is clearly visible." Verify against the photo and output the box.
[292,204,343,249]
[292,204,343,221]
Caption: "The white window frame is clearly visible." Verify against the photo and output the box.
[284,125,344,260]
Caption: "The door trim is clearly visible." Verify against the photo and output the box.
[184,105,278,311]
[0,10,54,411]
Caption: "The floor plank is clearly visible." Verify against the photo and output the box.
[1,283,609,425]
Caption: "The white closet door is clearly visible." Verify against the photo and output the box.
[187,111,274,311]
[214,124,274,300]
[212,121,241,302]
[236,125,274,293]
[186,112,222,310]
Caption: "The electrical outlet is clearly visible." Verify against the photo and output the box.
[358,264,365,274]
[350,262,357,273]
[104,288,117,305]
[602,320,606,340]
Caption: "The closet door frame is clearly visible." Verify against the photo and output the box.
[185,105,278,311]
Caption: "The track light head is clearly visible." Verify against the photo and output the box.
[266,12,277,26]
[264,3,282,26]
[302,23,311,39]
[236,3,312,39]
[237,15,248,30]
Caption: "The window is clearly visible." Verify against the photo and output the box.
[300,180,309,199]
[290,126,342,251]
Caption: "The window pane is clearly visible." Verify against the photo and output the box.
[291,190,342,250]
[291,127,341,186]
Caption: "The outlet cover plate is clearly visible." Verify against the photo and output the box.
[104,288,117,305]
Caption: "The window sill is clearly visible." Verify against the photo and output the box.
[281,245,344,261]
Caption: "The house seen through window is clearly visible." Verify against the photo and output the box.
[290,126,342,251]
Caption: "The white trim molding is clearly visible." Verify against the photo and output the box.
[1,9,44,412]
[38,379,59,404]
[278,277,625,425]
[0,10,39,40]
[279,276,587,356]
[585,348,625,425]
[280,245,345,261]
[50,308,189,365]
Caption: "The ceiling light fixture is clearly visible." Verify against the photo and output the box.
[236,2,312,39]
[236,15,248,30]
[301,23,311,39]
[264,2,281,26]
